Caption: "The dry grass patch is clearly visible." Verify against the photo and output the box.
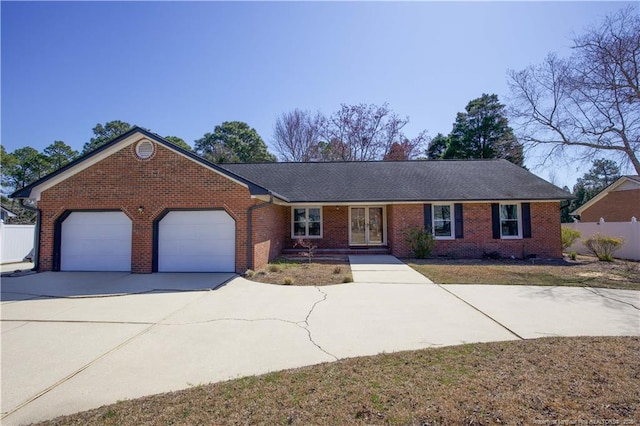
[409,255,640,290]
[37,337,639,425]
[248,258,352,286]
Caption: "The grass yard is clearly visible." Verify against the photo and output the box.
[409,255,640,291]
[36,336,639,425]
[247,258,353,286]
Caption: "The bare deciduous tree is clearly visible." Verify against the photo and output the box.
[321,103,413,161]
[383,133,428,161]
[508,6,640,173]
[272,109,323,162]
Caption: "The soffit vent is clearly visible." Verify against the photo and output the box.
[135,139,155,159]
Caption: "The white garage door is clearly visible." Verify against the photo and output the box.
[61,211,132,271]
[158,210,235,272]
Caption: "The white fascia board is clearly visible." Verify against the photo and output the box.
[279,199,563,206]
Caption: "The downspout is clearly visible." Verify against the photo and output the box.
[246,194,274,272]
[19,199,40,272]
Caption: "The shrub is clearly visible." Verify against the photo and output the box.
[583,233,624,261]
[294,238,317,264]
[268,264,281,273]
[569,251,577,261]
[283,277,294,285]
[403,226,435,259]
[482,251,501,260]
[245,269,255,277]
[561,227,582,251]
[342,274,353,283]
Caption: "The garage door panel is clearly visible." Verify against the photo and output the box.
[160,225,232,241]
[61,212,132,271]
[158,210,235,272]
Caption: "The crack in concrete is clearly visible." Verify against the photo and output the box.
[3,287,340,362]
[299,287,338,361]
[1,319,156,325]
[1,288,212,301]
[583,287,640,310]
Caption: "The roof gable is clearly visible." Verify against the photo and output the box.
[10,127,269,200]
[572,175,640,216]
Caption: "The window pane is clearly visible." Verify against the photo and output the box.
[500,205,518,220]
[308,208,321,222]
[501,220,519,236]
[293,222,306,236]
[308,222,321,236]
[434,220,451,237]
[434,205,450,221]
[294,208,306,222]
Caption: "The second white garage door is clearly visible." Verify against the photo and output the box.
[158,210,236,272]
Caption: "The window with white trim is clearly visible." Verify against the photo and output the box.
[292,207,322,238]
[500,204,521,238]
[433,204,454,239]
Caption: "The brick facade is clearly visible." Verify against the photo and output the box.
[34,139,564,273]
[321,202,562,259]
[580,189,640,222]
[37,142,258,273]
[283,206,351,250]
[251,203,288,271]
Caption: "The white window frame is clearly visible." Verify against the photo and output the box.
[499,203,522,239]
[291,206,323,239]
[432,203,455,240]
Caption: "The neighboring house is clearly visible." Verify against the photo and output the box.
[10,127,572,274]
[571,176,640,222]
[1,206,17,222]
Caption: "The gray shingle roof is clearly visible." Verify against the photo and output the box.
[221,159,572,203]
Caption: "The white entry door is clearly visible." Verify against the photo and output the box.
[349,207,385,245]
[61,211,132,271]
[158,210,235,272]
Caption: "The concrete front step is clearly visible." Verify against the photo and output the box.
[282,247,391,256]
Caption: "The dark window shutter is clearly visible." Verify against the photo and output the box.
[522,203,532,238]
[423,204,432,232]
[454,203,464,239]
[491,203,500,239]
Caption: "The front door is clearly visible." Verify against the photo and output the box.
[350,206,385,245]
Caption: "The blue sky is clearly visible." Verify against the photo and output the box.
[1,1,633,188]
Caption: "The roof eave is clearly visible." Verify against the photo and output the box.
[282,196,575,204]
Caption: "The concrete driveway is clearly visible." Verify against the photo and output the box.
[2,259,639,425]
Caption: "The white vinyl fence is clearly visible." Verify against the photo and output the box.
[0,222,35,264]
[564,220,640,261]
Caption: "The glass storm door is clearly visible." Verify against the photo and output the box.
[350,207,384,245]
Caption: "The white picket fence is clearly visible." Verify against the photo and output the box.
[563,220,640,261]
[0,222,35,264]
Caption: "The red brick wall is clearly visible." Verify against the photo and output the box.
[580,189,640,222]
[284,206,350,249]
[387,204,424,257]
[387,202,562,259]
[36,142,257,273]
[252,203,288,270]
